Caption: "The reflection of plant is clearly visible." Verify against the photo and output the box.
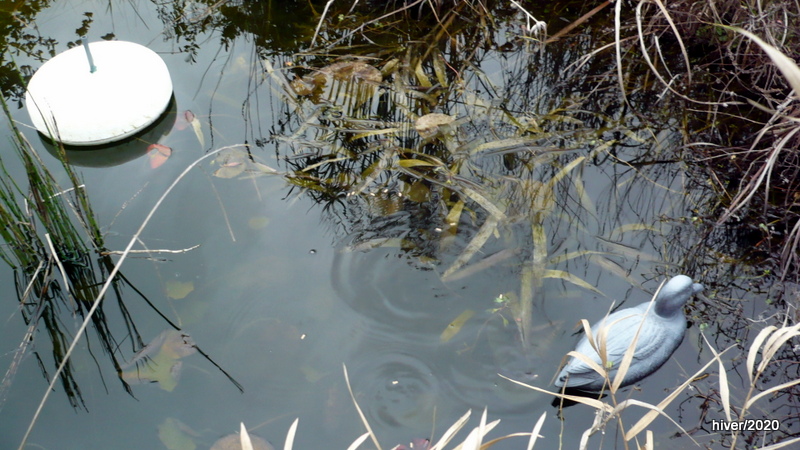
[251,2,800,447]
[0,1,59,101]
[263,1,682,352]
[0,97,145,410]
[13,143,249,447]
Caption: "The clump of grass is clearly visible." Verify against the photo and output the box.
[623,0,800,282]
[263,364,548,450]
[0,95,128,411]
[12,144,255,448]
[501,315,800,449]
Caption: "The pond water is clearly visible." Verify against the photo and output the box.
[0,1,794,450]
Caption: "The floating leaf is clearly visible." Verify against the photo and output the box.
[190,115,204,148]
[251,162,278,174]
[166,280,194,300]
[248,216,270,230]
[397,159,440,168]
[460,186,506,221]
[414,60,432,88]
[440,309,475,342]
[432,50,449,88]
[290,76,318,96]
[147,143,172,169]
[214,163,246,179]
[402,180,431,203]
[212,146,278,179]
[445,199,465,233]
[158,418,197,450]
[414,113,454,139]
[323,61,382,84]
[174,110,194,131]
[120,330,197,391]
[300,365,327,383]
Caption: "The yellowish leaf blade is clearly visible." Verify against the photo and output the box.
[541,269,604,295]
[732,27,800,97]
[440,310,476,343]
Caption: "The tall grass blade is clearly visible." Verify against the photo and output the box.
[625,342,735,440]
[744,378,800,411]
[611,316,644,393]
[651,0,692,82]
[283,418,298,450]
[747,325,777,385]
[343,364,381,450]
[731,27,800,97]
[526,412,546,450]
[458,408,486,450]
[430,410,471,450]
[760,323,800,373]
[240,423,254,450]
[611,285,662,392]
[612,399,695,445]
[760,435,800,450]
[702,332,732,422]
[346,432,370,450]
[498,374,610,412]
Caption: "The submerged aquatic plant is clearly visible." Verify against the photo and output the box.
[267,45,682,355]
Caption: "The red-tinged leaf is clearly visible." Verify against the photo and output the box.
[147,143,172,169]
[174,111,195,131]
[148,143,172,156]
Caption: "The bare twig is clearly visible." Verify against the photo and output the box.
[310,0,336,48]
[100,244,201,255]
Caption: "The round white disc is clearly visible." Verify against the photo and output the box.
[25,40,173,146]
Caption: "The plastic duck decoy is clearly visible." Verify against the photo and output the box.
[555,275,703,392]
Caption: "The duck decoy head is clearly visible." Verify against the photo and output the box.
[655,274,703,318]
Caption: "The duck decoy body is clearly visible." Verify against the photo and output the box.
[555,275,704,392]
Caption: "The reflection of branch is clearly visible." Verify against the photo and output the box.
[192,344,244,393]
[546,1,611,44]
[314,0,430,50]
[0,301,45,413]
[310,0,336,48]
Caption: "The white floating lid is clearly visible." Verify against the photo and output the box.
[25,40,173,146]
